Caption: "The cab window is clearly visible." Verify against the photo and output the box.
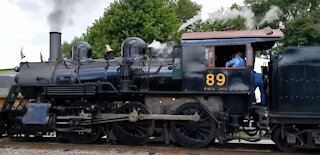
[205,45,246,68]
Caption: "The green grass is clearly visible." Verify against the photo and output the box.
[0,69,14,75]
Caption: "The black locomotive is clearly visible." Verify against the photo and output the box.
[1,28,320,152]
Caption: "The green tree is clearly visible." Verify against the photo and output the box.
[283,8,320,46]
[245,0,320,23]
[61,37,84,59]
[245,0,320,48]
[170,0,201,23]
[84,0,180,58]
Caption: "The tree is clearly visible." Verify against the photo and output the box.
[84,0,180,58]
[245,0,320,23]
[245,0,320,48]
[283,8,320,46]
[170,0,201,23]
[61,37,84,59]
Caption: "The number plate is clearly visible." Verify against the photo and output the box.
[204,73,227,91]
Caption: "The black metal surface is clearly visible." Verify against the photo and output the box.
[272,47,320,113]
[122,37,146,59]
[22,103,51,132]
[22,103,51,125]
[181,45,206,91]
[49,32,62,62]
[72,42,92,62]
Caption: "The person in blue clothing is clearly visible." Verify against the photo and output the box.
[252,71,266,106]
[225,51,245,68]
[226,51,266,106]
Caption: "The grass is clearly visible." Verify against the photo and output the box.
[0,69,14,75]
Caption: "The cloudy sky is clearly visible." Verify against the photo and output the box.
[0,0,243,69]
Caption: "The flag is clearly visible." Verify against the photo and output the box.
[40,51,43,63]
[20,47,26,60]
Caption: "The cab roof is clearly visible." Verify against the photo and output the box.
[181,27,284,40]
[181,27,284,50]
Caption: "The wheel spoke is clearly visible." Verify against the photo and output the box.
[198,123,212,127]
[198,130,207,139]
[62,102,101,144]
[198,127,211,134]
[171,103,216,148]
[137,126,148,132]
[113,102,154,146]
[175,121,187,126]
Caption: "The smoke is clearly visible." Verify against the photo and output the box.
[7,0,99,32]
[208,6,255,29]
[258,5,283,26]
[47,0,85,32]
[178,13,202,32]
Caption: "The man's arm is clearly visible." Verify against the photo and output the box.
[226,58,236,67]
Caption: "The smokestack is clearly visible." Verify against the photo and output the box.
[49,32,62,62]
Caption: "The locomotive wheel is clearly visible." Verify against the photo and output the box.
[273,127,299,152]
[171,102,216,148]
[112,102,154,146]
[62,102,102,144]
[9,117,29,142]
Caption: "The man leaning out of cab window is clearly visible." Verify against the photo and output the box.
[225,51,245,68]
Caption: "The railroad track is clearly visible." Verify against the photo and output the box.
[0,138,316,155]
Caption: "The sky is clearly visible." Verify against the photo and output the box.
[0,0,243,69]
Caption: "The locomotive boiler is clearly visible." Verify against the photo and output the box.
[1,28,320,152]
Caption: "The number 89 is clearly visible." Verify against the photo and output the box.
[206,73,226,86]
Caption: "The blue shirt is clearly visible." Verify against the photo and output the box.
[226,56,245,68]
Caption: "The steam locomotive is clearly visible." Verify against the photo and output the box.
[1,28,320,152]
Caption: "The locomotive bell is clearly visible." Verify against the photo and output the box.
[72,42,93,62]
[121,37,146,59]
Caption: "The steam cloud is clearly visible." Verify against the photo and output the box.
[178,13,202,32]
[258,6,283,25]
[148,40,174,57]
[208,6,255,29]
[48,0,84,32]
[178,5,283,30]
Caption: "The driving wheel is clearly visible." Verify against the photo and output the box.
[112,102,154,146]
[171,102,217,148]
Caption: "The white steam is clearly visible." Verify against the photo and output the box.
[148,40,174,57]
[177,13,202,32]
[258,5,283,25]
[208,6,255,29]
[148,40,167,50]
[178,5,283,30]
